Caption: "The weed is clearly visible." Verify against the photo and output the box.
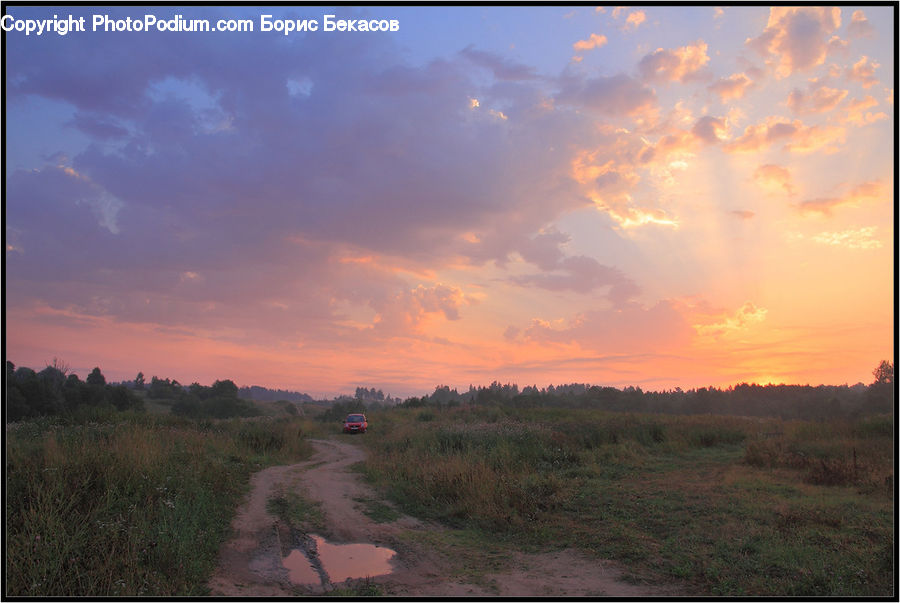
[5,414,316,596]
[358,406,894,597]
[354,497,401,523]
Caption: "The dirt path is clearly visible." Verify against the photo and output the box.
[208,437,679,597]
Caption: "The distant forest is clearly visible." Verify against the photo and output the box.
[5,359,894,423]
[402,361,894,421]
[238,385,313,403]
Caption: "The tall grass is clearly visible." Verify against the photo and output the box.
[743,415,894,490]
[358,405,894,596]
[5,412,315,596]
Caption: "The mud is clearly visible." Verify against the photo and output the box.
[207,437,681,597]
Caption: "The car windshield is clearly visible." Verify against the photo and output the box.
[346,415,365,422]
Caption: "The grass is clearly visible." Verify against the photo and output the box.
[5,411,316,597]
[268,489,326,533]
[326,577,385,596]
[356,405,894,597]
[353,497,402,524]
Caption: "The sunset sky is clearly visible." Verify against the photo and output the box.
[4,5,895,398]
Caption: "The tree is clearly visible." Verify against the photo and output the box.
[872,360,894,385]
[864,360,894,415]
[86,367,106,386]
[134,371,145,390]
[210,379,239,399]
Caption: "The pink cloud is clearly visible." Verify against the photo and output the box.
[798,180,884,216]
[708,72,755,101]
[725,117,844,154]
[840,95,888,125]
[846,56,881,88]
[639,40,711,83]
[746,7,842,78]
[847,10,875,39]
[786,83,848,114]
[521,300,693,355]
[753,164,795,195]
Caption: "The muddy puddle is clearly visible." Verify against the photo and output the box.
[283,534,396,586]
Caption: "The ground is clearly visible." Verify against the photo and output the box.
[207,437,681,597]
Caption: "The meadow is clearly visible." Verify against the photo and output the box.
[357,405,894,597]
[4,397,894,596]
[5,409,315,596]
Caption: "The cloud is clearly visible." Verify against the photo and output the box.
[810,227,882,250]
[694,302,767,338]
[847,10,875,38]
[459,46,538,81]
[798,180,884,216]
[624,10,646,30]
[691,115,727,144]
[611,7,646,31]
[846,55,881,88]
[556,73,657,116]
[512,254,641,303]
[746,7,842,78]
[7,8,614,350]
[786,83,848,114]
[724,117,844,154]
[840,95,888,125]
[371,283,470,336]
[573,33,608,52]
[708,72,755,101]
[753,164,794,195]
[567,130,679,229]
[638,40,711,83]
[522,300,693,354]
[782,124,846,154]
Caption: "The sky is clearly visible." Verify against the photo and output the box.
[3,5,895,398]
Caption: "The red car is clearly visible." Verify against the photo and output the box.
[343,413,368,434]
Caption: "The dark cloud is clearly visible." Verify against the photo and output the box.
[556,73,656,116]
[5,6,662,347]
[691,115,725,144]
[459,45,539,81]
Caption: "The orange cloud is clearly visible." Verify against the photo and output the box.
[694,301,768,338]
[725,118,845,154]
[798,180,884,216]
[708,72,755,101]
[573,33,608,52]
[639,40,710,83]
[611,7,646,31]
[782,124,845,154]
[840,96,888,125]
[625,10,646,30]
[846,55,881,88]
[753,164,794,195]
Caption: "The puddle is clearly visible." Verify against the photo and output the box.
[283,534,397,585]
[282,549,320,584]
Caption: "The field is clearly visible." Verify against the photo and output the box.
[5,410,315,596]
[4,402,895,597]
[357,405,894,596]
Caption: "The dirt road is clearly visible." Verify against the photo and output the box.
[207,437,678,597]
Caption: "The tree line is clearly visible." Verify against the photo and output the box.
[6,362,259,421]
[400,361,894,420]
[6,359,893,423]
[6,360,143,422]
